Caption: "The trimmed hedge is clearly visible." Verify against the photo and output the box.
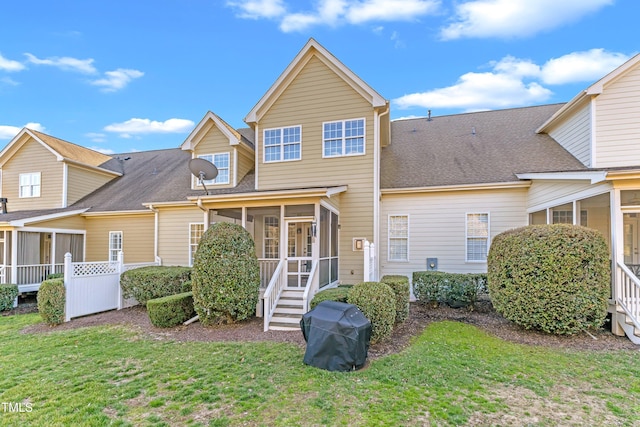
[37,278,65,325]
[380,275,410,323]
[192,222,260,325]
[0,284,18,311]
[413,271,486,309]
[309,286,351,309]
[487,224,610,335]
[147,292,195,328]
[347,281,396,344]
[120,266,192,305]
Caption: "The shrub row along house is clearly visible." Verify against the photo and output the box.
[2,39,640,339]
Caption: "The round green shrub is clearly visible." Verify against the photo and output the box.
[347,281,396,344]
[192,222,260,325]
[310,286,351,309]
[120,266,192,305]
[487,224,610,335]
[37,278,65,325]
[0,284,18,312]
[381,275,410,323]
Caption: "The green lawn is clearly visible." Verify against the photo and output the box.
[1,313,640,426]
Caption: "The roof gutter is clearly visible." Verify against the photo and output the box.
[381,181,530,195]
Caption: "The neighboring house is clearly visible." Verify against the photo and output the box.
[2,38,640,339]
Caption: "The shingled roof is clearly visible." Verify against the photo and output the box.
[381,103,587,189]
[30,129,114,168]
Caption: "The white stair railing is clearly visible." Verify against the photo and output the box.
[301,260,319,313]
[616,261,640,333]
[263,259,286,332]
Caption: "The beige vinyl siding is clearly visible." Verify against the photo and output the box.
[527,180,604,209]
[2,138,64,210]
[193,126,234,189]
[255,56,376,284]
[237,148,254,183]
[547,102,591,167]
[594,63,640,167]
[31,215,86,230]
[380,188,528,275]
[66,164,115,205]
[84,214,154,263]
[157,207,204,266]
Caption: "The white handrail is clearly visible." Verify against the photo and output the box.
[263,259,286,332]
[616,261,640,332]
[302,260,319,313]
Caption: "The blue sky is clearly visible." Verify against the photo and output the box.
[0,0,637,154]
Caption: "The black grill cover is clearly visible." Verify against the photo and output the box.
[300,300,372,372]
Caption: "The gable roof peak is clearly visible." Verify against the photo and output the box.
[244,38,387,124]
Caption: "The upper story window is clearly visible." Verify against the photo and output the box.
[264,125,301,163]
[19,172,41,198]
[323,118,365,158]
[198,153,230,184]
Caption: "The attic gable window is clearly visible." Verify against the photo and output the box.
[198,153,230,184]
[263,125,301,163]
[323,118,365,158]
[19,172,41,198]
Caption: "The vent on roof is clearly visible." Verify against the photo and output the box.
[427,110,432,121]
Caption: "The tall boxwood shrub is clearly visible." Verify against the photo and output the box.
[192,222,260,325]
[487,224,610,335]
[380,275,410,322]
[120,266,192,305]
[37,278,65,325]
[347,281,396,344]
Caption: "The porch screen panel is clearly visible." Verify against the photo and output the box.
[55,234,85,263]
[319,208,330,287]
[18,232,40,265]
[330,212,338,282]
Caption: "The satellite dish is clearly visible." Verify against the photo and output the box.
[188,158,218,195]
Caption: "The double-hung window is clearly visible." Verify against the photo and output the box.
[19,172,41,198]
[466,213,489,262]
[198,153,229,184]
[263,125,301,162]
[189,223,205,266]
[388,215,409,261]
[109,231,123,262]
[323,118,365,157]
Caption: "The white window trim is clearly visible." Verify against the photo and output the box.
[263,216,279,259]
[189,223,205,266]
[263,125,302,163]
[108,231,123,262]
[322,118,366,158]
[465,212,490,263]
[388,214,409,262]
[19,172,41,198]
[197,153,230,185]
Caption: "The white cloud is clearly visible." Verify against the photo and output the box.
[0,122,46,140]
[104,118,195,137]
[440,0,613,40]
[0,76,20,86]
[24,53,97,74]
[226,0,287,19]
[229,0,440,32]
[540,49,631,85]
[393,48,631,112]
[85,132,107,143]
[0,53,25,72]
[89,146,115,155]
[91,69,144,92]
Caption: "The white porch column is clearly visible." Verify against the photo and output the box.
[611,189,623,301]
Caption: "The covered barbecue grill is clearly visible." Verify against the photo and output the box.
[300,300,372,372]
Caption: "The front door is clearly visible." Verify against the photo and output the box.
[286,220,313,288]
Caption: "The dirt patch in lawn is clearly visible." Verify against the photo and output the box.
[16,300,638,357]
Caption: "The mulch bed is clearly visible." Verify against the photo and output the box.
[11,301,639,358]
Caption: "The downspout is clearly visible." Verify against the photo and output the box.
[148,204,161,265]
[374,105,390,281]
[196,197,209,229]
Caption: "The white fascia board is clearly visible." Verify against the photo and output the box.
[515,171,607,184]
[10,208,89,227]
